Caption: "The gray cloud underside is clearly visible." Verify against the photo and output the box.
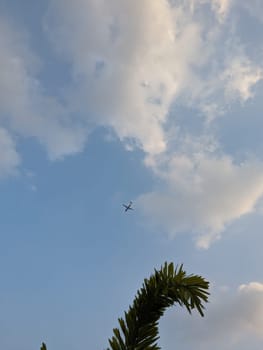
[160,281,263,350]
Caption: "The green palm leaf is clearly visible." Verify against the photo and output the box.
[107,262,209,350]
[40,343,47,350]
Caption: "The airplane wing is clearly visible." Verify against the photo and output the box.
[122,202,134,211]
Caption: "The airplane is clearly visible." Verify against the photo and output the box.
[123,201,134,212]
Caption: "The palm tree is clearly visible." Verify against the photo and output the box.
[40,262,209,350]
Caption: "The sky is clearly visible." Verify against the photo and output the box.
[0,0,263,349]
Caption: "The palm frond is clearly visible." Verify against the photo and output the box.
[107,262,209,350]
[40,343,47,350]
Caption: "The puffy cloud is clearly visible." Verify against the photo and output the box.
[0,17,87,161]
[223,57,263,101]
[44,0,207,155]
[138,149,263,248]
[45,0,261,154]
[43,0,263,148]
[160,282,263,350]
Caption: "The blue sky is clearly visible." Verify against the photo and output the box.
[0,1,263,349]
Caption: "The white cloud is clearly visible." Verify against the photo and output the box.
[0,17,87,162]
[45,0,204,155]
[189,0,232,22]
[223,57,263,101]
[45,0,254,154]
[239,282,263,293]
[138,149,263,248]
[211,0,232,21]
[160,282,263,350]
[43,0,263,150]
[0,128,20,178]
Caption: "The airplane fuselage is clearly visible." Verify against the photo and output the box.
[123,201,133,212]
